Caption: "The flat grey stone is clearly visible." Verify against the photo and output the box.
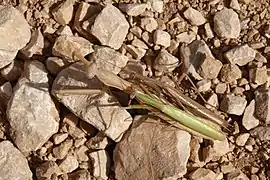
[220,94,247,115]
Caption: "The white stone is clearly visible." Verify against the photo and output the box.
[242,100,259,130]
[153,30,171,48]
[90,4,129,49]
[119,3,148,16]
[176,32,196,44]
[183,7,206,26]
[154,49,179,74]
[140,17,158,32]
[7,61,59,153]
[214,8,240,38]
[220,94,247,115]
[225,44,256,66]
[0,141,32,180]
[235,133,250,146]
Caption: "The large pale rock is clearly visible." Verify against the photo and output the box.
[0,141,32,180]
[114,116,191,180]
[7,61,59,153]
[0,5,31,51]
[90,4,129,49]
[52,63,132,142]
[225,44,256,66]
[213,8,240,38]
[0,5,30,67]
[94,46,129,74]
[52,35,93,60]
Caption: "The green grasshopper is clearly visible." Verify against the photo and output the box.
[58,52,229,141]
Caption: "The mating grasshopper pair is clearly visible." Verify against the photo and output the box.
[57,52,229,141]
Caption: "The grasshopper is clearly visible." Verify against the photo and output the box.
[57,52,229,141]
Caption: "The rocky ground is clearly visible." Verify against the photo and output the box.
[0,0,270,180]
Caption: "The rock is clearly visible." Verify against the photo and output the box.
[0,49,18,68]
[250,126,270,141]
[220,94,247,115]
[7,61,59,153]
[197,79,211,92]
[206,93,219,109]
[189,168,216,180]
[153,49,179,74]
[249,66,268,85]
[140,17,158,32]
[0,59,23,82]
[53,133,69,145]
[215,82,227,94]
[132,38,148,49]
[189,137,203,164]
[230,0,241,11]
[242,100,259,130]
[220,64,242,83]
[203,139,230,163]
[52,63,132,142]
[90,4,129,49]
[220,162,235,174]
[125,45,146,60]
[75,145,89,162]
[85,133,110,150]
[0,5,31,51]
[213,8,240,38]
[235,133,250,146]
[20,29,44,57]
[59,155,79,173]
[225,44,256,66]
[197,54,223,79]
[53,138,73,159]
[183,7,206,26]
[254,88,270,124]
[176,31,196,44]
[89,150,110,180]
[52,35,94,60]
[56,25,73,36]
[130,26,143,38]
[226,169,249,180]
[74,137,87,147]
[52,0,74,25]
[0,141,32,180]
[148,0,163,13]
[68,169,91,180]
[255,52,267,63]
[180,40,214,80]
[94,46,129,74]
[0,82,13,107]
[45,57,67,75]
[119,3,148,16]
[36,161,62,179]
[114,116,191,180]
[204,23,214,38]
[153,30,171,48]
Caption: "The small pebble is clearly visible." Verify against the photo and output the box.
[235,133,250,146]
